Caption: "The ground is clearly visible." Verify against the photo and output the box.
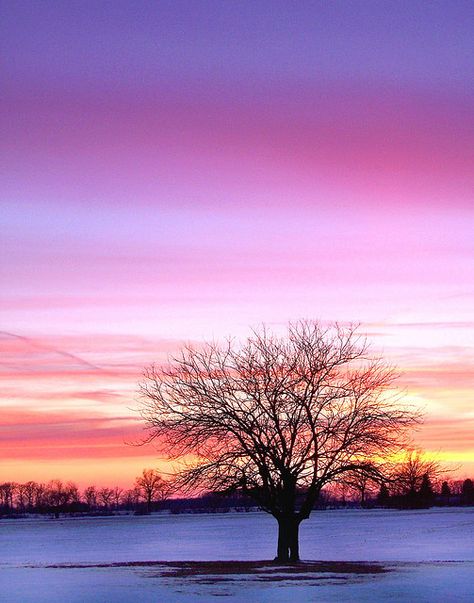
[1,508,473,601]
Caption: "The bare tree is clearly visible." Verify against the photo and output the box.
[135,469,169,513]
[139,321,418,561]
[461,478,474,505]
[66,482,80,505]
[98,487,114,510]
[112,486,124,510]
[0,482,17,512]
[46,480,67,517]
[33,483,47,509]
[391,449,444,507]
[84,486,98,510]
[21,481,39,511]
[123,487,141,511]
[16,483,28,512]
[341,468,378,506]
[448,479,465,496]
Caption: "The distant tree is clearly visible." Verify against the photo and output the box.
[16,483,28,512]
[377,483,390,507]
[440,481,451,506]
[342,468,378,506]
[138,321,418,561]
[84,486,98,510]
[461,479,474,505]
[392,450,443,508]
[440,481,451,497]
[418,473,435,508]
[449,480,465,497]
[135,469,169,513]
[123,487,141,511]
[22,481,39,511]
[98,487,114,510]
[66,482,80,505]
[33,483,47,509]
[112,486,124,509]
[46,480,67,516]
[0,482,16,512]
[45,480,79,516]
[332,481,351,507]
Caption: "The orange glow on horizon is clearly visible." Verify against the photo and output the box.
[1,328,473,486]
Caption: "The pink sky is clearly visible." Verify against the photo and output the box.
[1,2,473,487]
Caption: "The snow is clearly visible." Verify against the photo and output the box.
[1,508,473,601]
[2,563,474,603]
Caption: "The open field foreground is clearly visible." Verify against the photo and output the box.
[1,508,473,602]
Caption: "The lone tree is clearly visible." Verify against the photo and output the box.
[139,321,418,561]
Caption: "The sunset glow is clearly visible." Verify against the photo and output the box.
[1,2,473,487]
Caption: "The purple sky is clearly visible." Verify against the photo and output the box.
[1,1,473,485]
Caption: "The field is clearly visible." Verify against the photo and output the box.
[1,508,473,602]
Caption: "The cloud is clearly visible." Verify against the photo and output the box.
[3,80,474,211]
[0,407,146,460]
[416,416,474,450]
[380,321,474,330]
[0,331,185,378]
[399,366,474,391]
[0,331,110,376]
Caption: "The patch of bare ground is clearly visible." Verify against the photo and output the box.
[159,560,386,577]
[157,561,387,583]
[42,560,387,583]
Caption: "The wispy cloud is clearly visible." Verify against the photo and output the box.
[0,331,108,374]
[0,407,144,460]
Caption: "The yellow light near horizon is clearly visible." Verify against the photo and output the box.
[1,456,175,489]
[424,450,474,464]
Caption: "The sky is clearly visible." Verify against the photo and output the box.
[1,1,473,488]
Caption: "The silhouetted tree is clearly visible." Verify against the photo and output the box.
[46,480,67,517]
[392,450,443,508]
[135,469,169,513]
[418,473,435,508]
[16,483,28,512]
[112,486,124,509]
[123,487,141,511]
[448,480,464,497]
[139,321,418,561]
[461,478,474,505]
[46,480,80,515]
[439,481,451,506]
[341,468,378,506]
[84,486,98,510]
[377,483,390,507]
[21,481,38,511]
[33,483,47,509]
[0,482,16,513]
[440,481,451,497]
[98,487,114,510]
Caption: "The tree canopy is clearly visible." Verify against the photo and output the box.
[139,321,419,560]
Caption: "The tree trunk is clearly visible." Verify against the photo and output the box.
[276,516,301,562]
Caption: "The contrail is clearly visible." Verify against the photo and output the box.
[0,330,108,373]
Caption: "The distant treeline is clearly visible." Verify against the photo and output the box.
[373,477,474,510]
[0,474,473,518]
[323,476,474,510]
[0,469,170,518]
[0,477,259,517]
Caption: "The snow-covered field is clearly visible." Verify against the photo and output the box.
[1,508,473,602]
